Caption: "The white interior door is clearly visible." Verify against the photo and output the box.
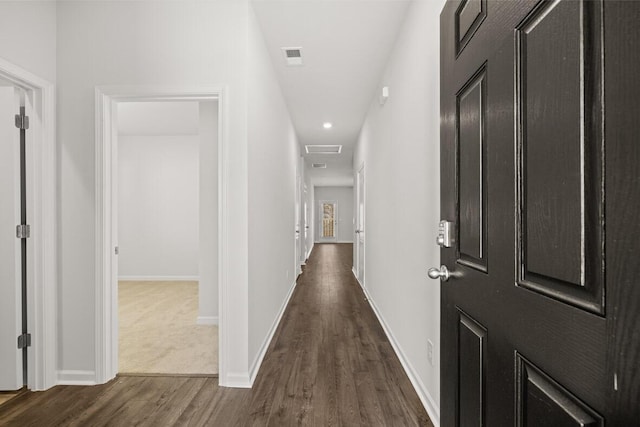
[295,172,301,274]
[303,187,308,260]
[0,86,23,391]
[356,165,365,285]
[109,100,120,374]
[318,201,338,242]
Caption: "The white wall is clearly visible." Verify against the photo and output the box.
[0,2,56,83]
[56,0,250,384]
[314,186,354,243]
[117,135,199,279]
[354,0,446,424]
[247,4,300,379]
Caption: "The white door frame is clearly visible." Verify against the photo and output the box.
[317,200,338,242]
[95,85,228,384]
[0,58,57,391]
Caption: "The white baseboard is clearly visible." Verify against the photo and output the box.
[118,276,199,281]
[337,240,354,243]
[197,316,218,325]
[306,244,314,260]
[57,370,97,386]
[223,372,251,388]
[249,278,299,385]
[353,273,441,427]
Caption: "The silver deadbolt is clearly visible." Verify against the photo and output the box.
[436,220,454,248]
[428,265,450,281]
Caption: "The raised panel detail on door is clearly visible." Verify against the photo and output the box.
[455,0,486,55]
[457,65,487,272]
[516,0,604,314]
[458,310,486,427]
[516,353,603,427]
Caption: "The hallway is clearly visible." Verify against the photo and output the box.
[0,244,432,426]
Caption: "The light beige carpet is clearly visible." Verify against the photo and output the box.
[118,281,218,375]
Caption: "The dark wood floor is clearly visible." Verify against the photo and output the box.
[0,243,432,426]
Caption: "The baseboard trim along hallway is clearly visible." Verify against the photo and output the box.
[249,278,299,384]
[353,268,441,427]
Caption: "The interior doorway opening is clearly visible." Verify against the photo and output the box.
[115,100,218,375]
[95,86,227,384]
[319,201,338,242]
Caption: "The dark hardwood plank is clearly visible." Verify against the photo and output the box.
[0,243,432,426]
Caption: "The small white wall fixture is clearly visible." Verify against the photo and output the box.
[0,57,57,391]
[95,86,228,384]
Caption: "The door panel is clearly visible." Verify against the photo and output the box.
[440,0,639,424]
[456,65,487,271]
[456,0,486,55]
[516,0,605,314]
[296,171,301,270]
[457,310,486,427]
[303,188,308,260]
[0,86,22,391]
[516,354,603,427]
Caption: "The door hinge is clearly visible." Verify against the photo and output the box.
[16,224,30,239]
[14,113,29,130]
[17,333,31,349]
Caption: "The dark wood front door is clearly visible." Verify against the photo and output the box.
[440,1,640,425]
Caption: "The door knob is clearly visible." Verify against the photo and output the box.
[428,265,450,281]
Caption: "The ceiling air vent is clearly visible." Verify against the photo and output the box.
[282,47,303,66]
[312,163,327,169]
[305,145,342,154]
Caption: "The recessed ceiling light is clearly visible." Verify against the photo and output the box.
[323,122,333,129]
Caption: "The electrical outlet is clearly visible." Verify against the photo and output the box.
[286,270,289,279]
[427,340,434,366]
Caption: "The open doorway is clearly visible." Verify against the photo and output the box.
[115,100,218,375]
[95,88,225,381]
[318,201,338,242]
[315,186,354,245]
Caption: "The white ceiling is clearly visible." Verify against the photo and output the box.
[252,0,411,185]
